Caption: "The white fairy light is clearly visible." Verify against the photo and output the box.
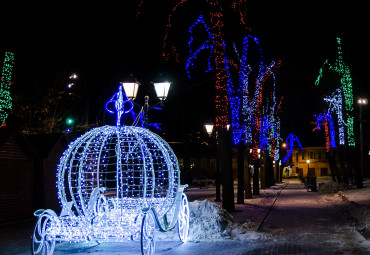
[33,125,189,255]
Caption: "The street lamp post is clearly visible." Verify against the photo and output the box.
[205,124,214,137]
[306,159,310,176]
[106,79,171,128]
[357,98,367,188]
[204,123,221,202]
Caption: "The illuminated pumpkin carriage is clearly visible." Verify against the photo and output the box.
[32,86,189,255]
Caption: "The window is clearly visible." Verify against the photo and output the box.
[302,152,305,160]
[210,159,217,169]
[318,152,322,160]
[310,152,315,159]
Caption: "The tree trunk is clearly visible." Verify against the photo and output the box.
[221,129,235,211]
[253,159,260,195]
[260,150,266,189]
[237,142,245,204]
[244,148,252,199]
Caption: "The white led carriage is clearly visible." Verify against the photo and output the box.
[32,85,189,255]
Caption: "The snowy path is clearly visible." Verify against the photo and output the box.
[258,181,370,254]
[2,181,370,254]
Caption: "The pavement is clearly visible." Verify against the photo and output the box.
[1,179,370,255]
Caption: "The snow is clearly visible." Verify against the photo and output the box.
[187,200,260,241]
[157,199,263,242]
[322,181,370,238]
[318,180,353,194]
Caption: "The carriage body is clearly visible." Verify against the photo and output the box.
[32,126,189,255]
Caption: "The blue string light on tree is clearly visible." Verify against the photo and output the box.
[313,113,336,152]
[186,15,214,79]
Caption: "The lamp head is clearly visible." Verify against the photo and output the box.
[153,82,171,101]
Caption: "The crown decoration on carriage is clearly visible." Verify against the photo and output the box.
[32,83,189,255]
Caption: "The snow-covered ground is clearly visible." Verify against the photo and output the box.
[156,199,263,242]
[319,180,370,240]
[2,179,370,254]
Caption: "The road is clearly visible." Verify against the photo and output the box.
[1,181,370,254]
[257,181,370,254]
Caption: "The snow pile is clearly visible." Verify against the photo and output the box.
[157,199,261,242]
[188,200,259,242]
[333,192,370,236]
[319,181,352,194]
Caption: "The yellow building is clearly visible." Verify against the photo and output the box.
[291,146,331,177]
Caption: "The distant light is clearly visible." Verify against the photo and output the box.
[69,73,78,79]
[66,118,74,125]
[66,128,71,133]
[67,83,74,89]
[306,159,310,164]
[358,98,368,105]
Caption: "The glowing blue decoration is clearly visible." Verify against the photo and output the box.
[323,88,346,145]
[274,118,281,161]
[237,35,264,145]
[314,113,336,149]
[260,115,275,150]
[185,15,214,79]
[282,133,303,163]
[32,127,189,254]
[105,85,134,126]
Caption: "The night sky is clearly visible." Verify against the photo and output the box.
[1,1,369,146]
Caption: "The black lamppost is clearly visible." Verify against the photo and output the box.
[357,98,367,188]
[204,123,222,202]
[121,81,171,128]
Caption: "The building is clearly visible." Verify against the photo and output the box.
[28,134,68,212]
[291,146,331,177]
[0,130,37,224]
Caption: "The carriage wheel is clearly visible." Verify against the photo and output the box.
[32,210,56,255]
[177,193,190,243]
[141,210,155,255]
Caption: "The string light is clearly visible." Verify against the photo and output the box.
[282,133,303,163]
[313,113,336,152]
[208,0,230,128]
[32,88,190,254]
[163,0,282,160]
[315,37,355,146]
[186,15,214,79]
[323,88,345,145]
[162,0,189,62]
[0,51,15,126]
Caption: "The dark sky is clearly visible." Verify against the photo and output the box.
[1,1,369,145]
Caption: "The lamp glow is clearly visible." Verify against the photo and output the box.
[153,82,171,101]
[205,124,214,136]
[122,82,140,100]
[358,98,368,105]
